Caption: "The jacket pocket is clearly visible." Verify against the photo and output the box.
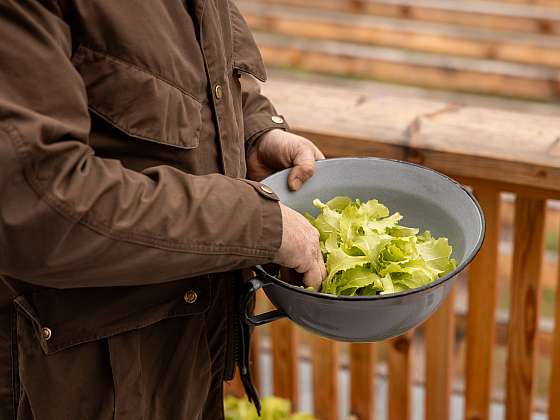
[229,2,267,82]
[13,278,210,354]
[14,278,212,419]
[72,45,202,149]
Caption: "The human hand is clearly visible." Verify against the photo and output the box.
[273,203,326,290]
[247,129,325,191]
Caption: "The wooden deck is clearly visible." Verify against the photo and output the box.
[225,74,560,420]
[241,0,560,101]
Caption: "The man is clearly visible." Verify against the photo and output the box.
[0,0,326,419]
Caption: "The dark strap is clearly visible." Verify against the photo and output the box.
[237,315,261,415]
[0,275,19,307]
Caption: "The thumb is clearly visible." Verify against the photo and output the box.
[288,146,317,191]
[303,263,324,291]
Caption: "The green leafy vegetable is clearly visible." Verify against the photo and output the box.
[305,196,457,296]
[224,396,315,420]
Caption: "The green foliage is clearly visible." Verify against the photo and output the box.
[224,396,315,420]
[306,196,457,296]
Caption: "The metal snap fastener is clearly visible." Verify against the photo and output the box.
[271,115,284,124]
[41,327,52,341]
[184,290,197,304]
[214,84,223,100]
[260,185,274,194]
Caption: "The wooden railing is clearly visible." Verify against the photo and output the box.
[225,77,560,420]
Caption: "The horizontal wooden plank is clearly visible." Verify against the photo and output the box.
[465,0,560,9]
[253,0,560,34]
[255,32,560,100]
[242,2,560,67]
[260,77,560,192]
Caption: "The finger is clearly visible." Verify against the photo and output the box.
[303,264,323,291]
[316,246,327,281]
[319,258,327,281]
[313,146,325,160]
[287,147,316,191]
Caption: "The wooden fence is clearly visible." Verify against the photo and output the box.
[225,77,560,420]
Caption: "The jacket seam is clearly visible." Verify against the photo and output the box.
[226,0,234,68]
[76,45,203,105]
[1,125,277,258]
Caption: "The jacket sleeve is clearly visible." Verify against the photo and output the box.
[240,74,289,154]
[0,0,282,288]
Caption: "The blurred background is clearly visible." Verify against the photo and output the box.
[229,1,560,419]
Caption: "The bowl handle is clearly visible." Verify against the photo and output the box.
[241,268,286,327]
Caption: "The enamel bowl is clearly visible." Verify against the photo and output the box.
[241,158,484,342]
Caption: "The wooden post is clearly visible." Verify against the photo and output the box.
[349,343,376,420]
[387,331,414,420]
[549,235,560,420]
[270,268,300,408]
[505,197,546,420]
[425,288,456,420]
[465,186,501,420]
[224,370,245,398]
[271,318,299,408]
[310,335,339,420]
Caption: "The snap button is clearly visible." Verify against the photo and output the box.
[271,115,284,124]
[260,185,274,194]
[214,84,223,100]
[41,327,52,341]
[184,290,197,304]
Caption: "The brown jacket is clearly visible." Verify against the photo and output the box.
[0,0,286,419]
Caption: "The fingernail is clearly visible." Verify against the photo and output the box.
[289,178,302,191]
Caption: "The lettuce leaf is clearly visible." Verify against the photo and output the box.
[306,196,457,296]
[224,396,315,420]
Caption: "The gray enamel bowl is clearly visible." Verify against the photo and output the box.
[241,158,485,342]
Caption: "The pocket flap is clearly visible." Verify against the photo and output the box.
[230,4,267,82]
[15,278,210,354]
[72,45,202,149]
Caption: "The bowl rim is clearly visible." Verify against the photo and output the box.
[260,157,486,301]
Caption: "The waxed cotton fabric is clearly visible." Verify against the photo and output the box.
[0,0,287,418]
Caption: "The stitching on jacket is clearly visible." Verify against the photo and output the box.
[76,45,203,105]
[1,124,277,258]
[226,0,234,67]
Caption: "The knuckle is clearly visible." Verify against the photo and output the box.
[299,165,314,177]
